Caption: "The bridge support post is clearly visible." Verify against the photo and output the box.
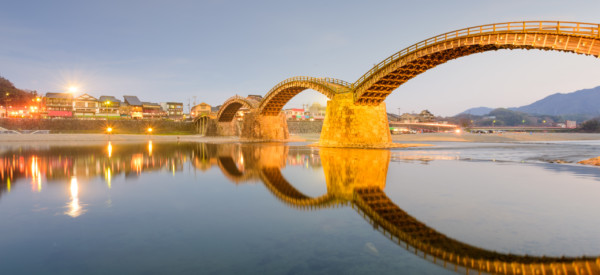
[213,120,239,136]
[241,110,289,140]
[319,93,393,148]
[320,147,389,200]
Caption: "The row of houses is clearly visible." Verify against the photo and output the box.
[44,93,184,119]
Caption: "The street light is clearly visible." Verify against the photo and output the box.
[107,127,113,133]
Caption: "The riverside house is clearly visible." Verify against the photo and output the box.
[123,96,143,119]
[73,93,99,118]
[191,102,212,118]
[160,102,184,120]
[44,92,73,118]
[142,102,165,119]
[98,96,121,118]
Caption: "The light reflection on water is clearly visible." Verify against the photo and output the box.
[0,141,599,274]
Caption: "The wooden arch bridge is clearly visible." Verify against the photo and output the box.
[211,21,600,147]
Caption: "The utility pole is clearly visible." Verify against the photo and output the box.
[187,98,191,114]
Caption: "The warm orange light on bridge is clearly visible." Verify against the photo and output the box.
[147,128,153,133]
[107,127,113,133]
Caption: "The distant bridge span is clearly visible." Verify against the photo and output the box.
[217,95,260,122]
[258,77,351,116]
[212,21,600,147]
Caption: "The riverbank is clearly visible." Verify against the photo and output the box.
[0,133,239,146]
[2,132,600,145]
[390,132,600,142]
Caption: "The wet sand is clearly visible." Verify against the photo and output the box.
[292,132,600,143]
[390,132,600,142]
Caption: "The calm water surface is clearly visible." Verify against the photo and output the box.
[1,140,599,274]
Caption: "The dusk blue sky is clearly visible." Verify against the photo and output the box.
[2,0,600,116]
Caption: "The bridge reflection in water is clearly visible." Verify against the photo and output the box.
[1,142,599,274]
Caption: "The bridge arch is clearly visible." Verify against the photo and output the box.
[352,186,600,274]
[258,76,352,116]
[216,96,260,122]
[259,167,341,209]
[352,21,600,105]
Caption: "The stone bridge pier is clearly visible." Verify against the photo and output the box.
[240,110,289,140]
[319,93,393,148]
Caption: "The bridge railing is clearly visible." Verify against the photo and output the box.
[352,21,600,90]
[264,76,352,98]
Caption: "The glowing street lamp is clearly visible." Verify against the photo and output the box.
[107,127,113,133]
[147,127,153,133]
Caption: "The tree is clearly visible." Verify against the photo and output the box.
[0,76,36,108]
[580,118,600,132]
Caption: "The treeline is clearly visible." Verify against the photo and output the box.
[0,76,38,107]
[451,108,561,127]
[580,118,600,132]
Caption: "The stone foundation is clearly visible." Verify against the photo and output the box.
[241,111,289,140]
[212,120,241,136]
[321,147,389,200]
[319,93,393,148]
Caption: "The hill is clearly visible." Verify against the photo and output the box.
[457,86,600,117]
[459,107,494,116]
[512,86,600,116]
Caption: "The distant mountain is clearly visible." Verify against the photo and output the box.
[459,107,494,116]
[457,86,600,117]
[512,86,600,116]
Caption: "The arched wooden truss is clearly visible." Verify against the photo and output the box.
[258,77,351,116]
[216,95,260,122]
[352,21,600,105]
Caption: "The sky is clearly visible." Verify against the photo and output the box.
[2,0,600,116]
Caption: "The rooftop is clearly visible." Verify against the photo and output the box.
[99,96,122,103]
[45,92,73,99]
[123,96,142,106]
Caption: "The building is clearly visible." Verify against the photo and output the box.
[247,95,263,102]
[123,96,143,119]
[210,105,221,119]
[191,102,212,118]
[398,110,436,123]
[566,120,577,129]
[418,110,435,122]
[142,102,165,119]
[160,102,184,120]
[284,108,306,120]
[98,96,121,118]
[307,103,326,120]
[399,113,418,123]
[73,93,99,118]
[44,92,73,118]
